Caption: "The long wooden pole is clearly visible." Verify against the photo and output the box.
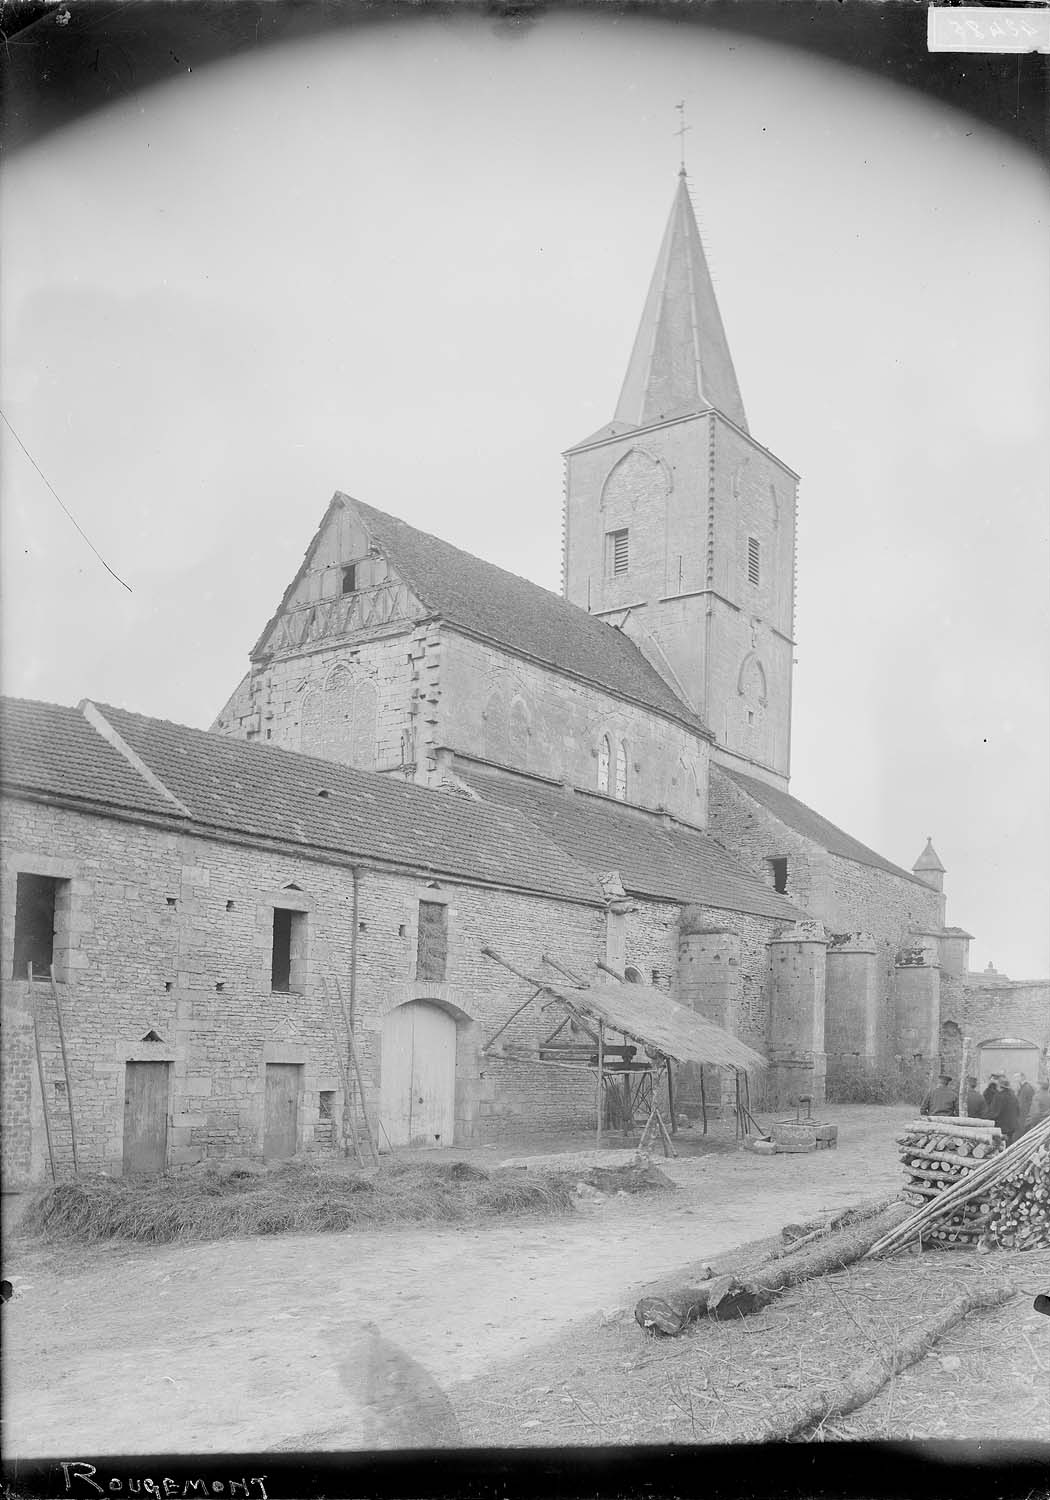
[595,1019,605,1157]
[322,975,361,1163]
[27,965,56,1181]
[348,1025,380,1166]
[49,964,79,1176]
[958,1035,972,1118]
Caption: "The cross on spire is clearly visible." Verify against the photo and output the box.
[674,101,691,174]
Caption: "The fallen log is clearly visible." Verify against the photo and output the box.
[635,1200,912,1335]
[750,1279,1015,1441]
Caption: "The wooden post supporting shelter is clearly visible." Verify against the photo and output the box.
[595,1019,605,1156]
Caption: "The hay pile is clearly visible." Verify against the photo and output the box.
[19,1159,577,1245]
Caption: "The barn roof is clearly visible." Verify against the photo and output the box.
[455,764,803,921]
[0,697,603,906]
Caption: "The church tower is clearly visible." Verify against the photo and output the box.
[563,170,798,788]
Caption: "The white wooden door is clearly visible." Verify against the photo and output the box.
[381,1002,456,1148]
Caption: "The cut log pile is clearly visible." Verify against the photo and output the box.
[896,1116,1004,1248]
[982,1129,1050,1250]
[871,1114,1050,1258]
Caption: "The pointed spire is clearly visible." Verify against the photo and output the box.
[913,837,946,875]
[614,172,748,432]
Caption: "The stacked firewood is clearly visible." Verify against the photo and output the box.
[872,1115,1050,1258]
[982,1130,1050,1250]
[896,1116,1004,1248]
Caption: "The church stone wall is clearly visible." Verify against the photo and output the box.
[212,626,422,775]
[709,768,942,1063]
[940,974,1050,1060]
[2,796,609,1183]
[438,630,709,825]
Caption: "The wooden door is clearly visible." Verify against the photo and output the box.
[264,1063,302,1160]
[381,1002,456,1148]
[123,1062,170,1175]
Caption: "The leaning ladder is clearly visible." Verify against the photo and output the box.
[27,962,80,1177]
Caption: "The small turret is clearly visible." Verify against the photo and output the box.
[912,837,946,893]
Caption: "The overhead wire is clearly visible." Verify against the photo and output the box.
[0,406,133,593]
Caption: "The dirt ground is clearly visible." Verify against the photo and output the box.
[3,1104,1046,1456]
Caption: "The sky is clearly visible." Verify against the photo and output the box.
[2,11,1048,977]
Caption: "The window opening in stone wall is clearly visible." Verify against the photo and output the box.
[614,741,628,801]
[606,528,629,577]
[12,873,64,980]
[747,536,761,586]
[597,736,611,793]
[271,908,306,993]
[769,857,788,894]
[624,965,643,984]
[342,564,357,594]
[416,901,448,983]
[318,1090,334,1119]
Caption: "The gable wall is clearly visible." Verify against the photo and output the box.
[438,630,709,825]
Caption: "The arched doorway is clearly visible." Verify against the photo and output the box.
[976,1036,1040,1090]
[381,1001,457,1148]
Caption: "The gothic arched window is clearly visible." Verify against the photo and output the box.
[597,736,611,794]
[614,742,628,801]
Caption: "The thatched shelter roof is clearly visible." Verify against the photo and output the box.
[541,977,766,1073]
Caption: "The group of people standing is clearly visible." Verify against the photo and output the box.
[919,1070,1050,1145]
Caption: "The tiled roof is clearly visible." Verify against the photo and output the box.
[0,698,174,819]
[717,766,930,887]
[346,497,708,736]
[455,765,803,921]
[0,698,602,906]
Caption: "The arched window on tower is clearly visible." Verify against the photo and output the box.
[597,736,611,794]
[614,742,628,801]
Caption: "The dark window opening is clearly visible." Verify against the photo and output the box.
[318,1090,334,1120]
[166,897,177,907]
[271,908,306,993]
[342,564,357,595]
[416,901,448,983]
[747,536,761,586]
[12,873,62,981]
[607,528,629,577]
[624,965,643,984]
[769,857,789,894]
